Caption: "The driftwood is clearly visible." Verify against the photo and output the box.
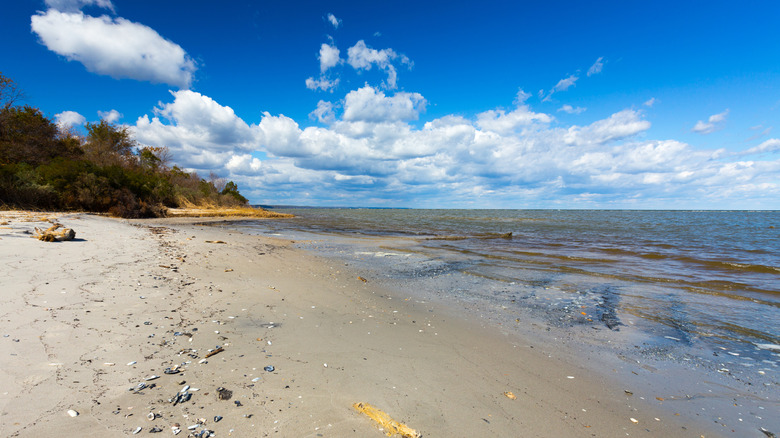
[353,402,421,438]
[34,223,76,242]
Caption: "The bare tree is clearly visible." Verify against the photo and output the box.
[208,171,227,193]
[0,72,24,109]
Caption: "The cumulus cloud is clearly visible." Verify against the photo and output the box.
[342,85,426,123]
[347,40,410,89]
[31,10,196,88]
[318,43,341,73]
[476,106,552,134]
[55,110,86,129]
[326,13,341,29]
[310,100,336,124]
[132,90,260,171]
[558,104,586,114]
[131,88,779,208]
[692,109,729,134]
[98,109,121,123]
[226,154,262,175]
[587,57,604,76]
[305,76,339,92]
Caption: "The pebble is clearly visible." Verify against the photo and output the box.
[67,409,79,417]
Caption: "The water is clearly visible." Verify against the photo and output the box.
[222,209,779,413]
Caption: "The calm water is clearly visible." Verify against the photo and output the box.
[230,208,780,366]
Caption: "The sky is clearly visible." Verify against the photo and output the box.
[2,0,780,209]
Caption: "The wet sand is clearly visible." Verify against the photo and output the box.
[0,212,736,437]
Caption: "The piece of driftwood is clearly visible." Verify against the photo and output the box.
[204,346,224,358]
[34,223,75,242]
[353,402,421,438]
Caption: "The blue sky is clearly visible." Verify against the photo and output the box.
[2,0,780,208]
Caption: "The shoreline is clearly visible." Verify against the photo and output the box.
[0,212,754,436]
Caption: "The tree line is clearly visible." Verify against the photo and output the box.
[0,72,249,218]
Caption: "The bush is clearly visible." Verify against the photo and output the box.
[0,73,250,216]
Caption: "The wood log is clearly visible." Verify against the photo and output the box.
[34,223,76,242]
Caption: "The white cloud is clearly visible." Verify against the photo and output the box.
[565,109,651,146]
[31,10,196,88]
[554,75,578,92]
[744,138,780,155]
[587,57,604,76]
[543,74,579,101]
[310,100,336,124]
[558,104,586,114]
[131,89,780,208]
[226,154,262,175]
[55,110,86,129]
[326,13,341,29]
[514,89,531,105]
[347,40,410,89]
[692,109,729,134]
[257,113,307,157]
[319,43,341,73]
[476,106,553,134]
[132,90,259,171]
[98,109,121,123]
[342,85,426,123]
[643,98,656,107]
[305,76,339,92]
[45,0,114,13]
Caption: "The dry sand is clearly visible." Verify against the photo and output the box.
[0,213,727,437]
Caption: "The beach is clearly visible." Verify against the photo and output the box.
[0,212,763,437]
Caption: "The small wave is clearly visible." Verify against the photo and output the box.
[754,343,780,351]
[355,251,409,258]
[427,232,513,241]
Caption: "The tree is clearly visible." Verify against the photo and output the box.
[0,72,24,109]
[0,105,80,166]
[83,120,137,166]
[221,180,249,205]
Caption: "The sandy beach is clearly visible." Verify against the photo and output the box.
[0,213,732,437]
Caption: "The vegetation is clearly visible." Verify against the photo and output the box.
[0,72,253,218]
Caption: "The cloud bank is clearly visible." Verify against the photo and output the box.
[129,85,779,208]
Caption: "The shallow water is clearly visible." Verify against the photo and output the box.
[234,209,778,346]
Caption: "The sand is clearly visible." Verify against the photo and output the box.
[0,212,729,437]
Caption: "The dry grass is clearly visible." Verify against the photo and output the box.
[0,209,61,223]
[165,206,293,219]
